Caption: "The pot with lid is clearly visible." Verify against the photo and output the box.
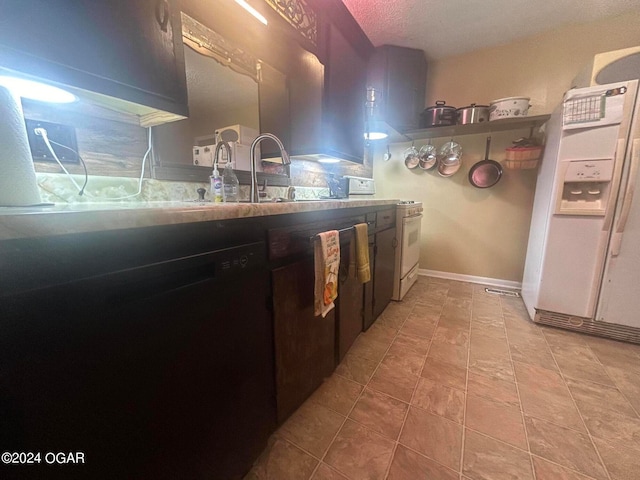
[420,101,457,128]
[456,103,490,125]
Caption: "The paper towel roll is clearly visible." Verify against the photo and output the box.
[0,85,43,206]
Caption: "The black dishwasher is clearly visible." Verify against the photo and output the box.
[0,233,274,480]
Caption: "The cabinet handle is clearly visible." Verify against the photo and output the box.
[155,0,170,32]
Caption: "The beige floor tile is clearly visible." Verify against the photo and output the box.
[410,303,442,320]
[421,356,467,390]
[507,330,558,370]
[311,463,349,480]
[311,374,364,416]
[584,336,640,374]
[349,388,408,440]
[324,420,395,480]
[514,362,586,432]
[468,353,514,382]
[605,365,640,414]
[379,302,413,322]
[382,347,425,377]
[428,340,468,369]
[517,383,586,432]
[593,437,640,480]
[532,455,595,480]
[470,330,511,358]
[376,313,406,331]
[439,310,471,329]
[466,371,520,407]
[368,361,419,402]
[566,377,637,417]
[541,326,590,348]
[470,321,506,339]
[433,325,470,347]
[400,315,438,339]
[347,336,389,364]
[245,437,318,480]
[503,311,539,335]
[390,333,432,356]
[525,416,608,480]
[462,429,533,480]
[552,349,614,386]
[466,394,528,449]
[278,402,345,458]
[362,323,397,347]
[335,353,379,386]
[412,377,465,424]
[576,402,640,450]
[387,445,458,480]
[399,406,462,471]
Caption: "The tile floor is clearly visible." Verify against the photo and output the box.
[246,276,640,480]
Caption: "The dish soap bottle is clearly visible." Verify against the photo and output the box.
[222,160,239,203]
[211,166,223,203]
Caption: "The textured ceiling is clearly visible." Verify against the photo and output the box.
[340,0,640,60]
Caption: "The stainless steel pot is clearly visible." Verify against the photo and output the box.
[420,101,457,127]
[456,103,490,125]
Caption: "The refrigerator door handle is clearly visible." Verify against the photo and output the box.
[610,138,640,256]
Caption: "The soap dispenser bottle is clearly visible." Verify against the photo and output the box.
[211,166,223,203]
[222,160,239,202]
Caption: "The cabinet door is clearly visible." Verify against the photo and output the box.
[0,0,187,117]
[368,45,427,131]
[336,239,364,361]
[373,227,396,320]
[323,23,367,162]
[272,258,336,423]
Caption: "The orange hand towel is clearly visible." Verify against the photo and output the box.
[314,230,340,317]
[353,223,370,283]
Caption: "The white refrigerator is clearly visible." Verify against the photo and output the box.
[522,79,640,342]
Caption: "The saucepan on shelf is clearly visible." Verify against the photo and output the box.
[456,103,490,125]
[419,101,457,127]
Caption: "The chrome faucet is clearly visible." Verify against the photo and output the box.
[249,133,291,203]
[213,140,232,174]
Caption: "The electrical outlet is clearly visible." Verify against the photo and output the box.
[25,119,79,164]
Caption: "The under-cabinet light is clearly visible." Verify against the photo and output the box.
[364,131,388,141]
[317,157,341,164]
[0,76,76,103]
[233,0,268,25]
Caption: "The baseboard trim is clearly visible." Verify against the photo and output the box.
[418,269,522,290]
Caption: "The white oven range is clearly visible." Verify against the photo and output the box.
[392,201,423,301]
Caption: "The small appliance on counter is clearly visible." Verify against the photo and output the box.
[343,176,376,196]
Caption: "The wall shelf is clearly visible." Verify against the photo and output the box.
[387,114,551,143]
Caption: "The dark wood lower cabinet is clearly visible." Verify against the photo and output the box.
[336,235,365,362]
[373,227,397,321]
[272,258,336,423]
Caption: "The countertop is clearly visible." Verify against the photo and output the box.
[0,198,399,240]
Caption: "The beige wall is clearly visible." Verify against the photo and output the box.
[375,10,640,283]
[426,11,640,115]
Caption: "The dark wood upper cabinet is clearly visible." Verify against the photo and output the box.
[288,0,373,164]
[0,0,188,125]
[367,45,427,131]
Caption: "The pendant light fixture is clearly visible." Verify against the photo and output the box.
[364,86,388,140]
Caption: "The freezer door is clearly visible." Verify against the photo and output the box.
[597,134,640,328]
[535,80,638,319]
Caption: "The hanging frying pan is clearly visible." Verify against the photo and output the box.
[469,136,503,188]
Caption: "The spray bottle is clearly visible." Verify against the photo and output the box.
[211,166,223,203]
